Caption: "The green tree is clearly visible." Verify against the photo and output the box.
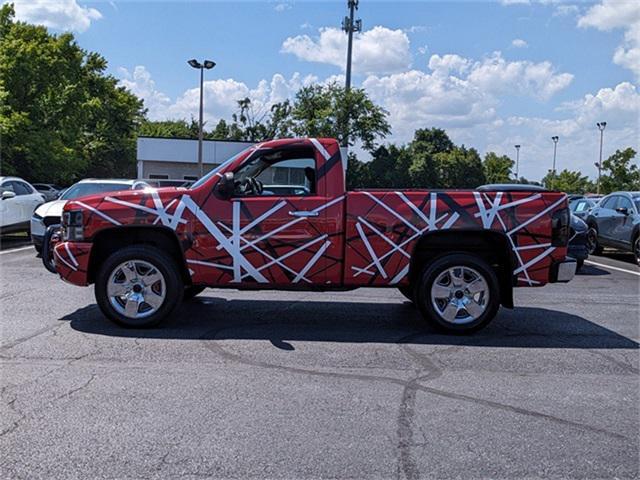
[0,4,144,183]
[290,83,390,151]
[434,146,486,188]
[600,148,640,193]
[407,128,455,188]
[139,119,199,138]
[541,169,594,193]
[483,152,514,184]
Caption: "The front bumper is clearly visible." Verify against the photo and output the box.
[568,229,589,262]
[52,241,92,286]
[550,257,577,283]
[31,233,43,249]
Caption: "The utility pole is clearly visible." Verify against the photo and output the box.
[341,0,361,147]
[596,122,606,194]
[514,145,521,182]
[551,136,559,190]
[188,59,216,178]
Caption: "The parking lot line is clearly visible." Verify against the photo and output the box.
[585,259,640,277]
[0,245,34,255]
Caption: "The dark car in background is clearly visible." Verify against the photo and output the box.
[586,191,640,265]
[570,197,599,221]
[568,214,589,270]
[32,183,63,202]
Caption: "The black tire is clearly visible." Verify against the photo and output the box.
[587,227,603,255]
[397,285,414,303]
[184,285,206,300]
[95,245,183,328]
[414,253,500,334]
[576,259,584,271]
[634,235,640,266]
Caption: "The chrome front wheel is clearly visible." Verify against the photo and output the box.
[107,260,167,319]
[96,245,183,328]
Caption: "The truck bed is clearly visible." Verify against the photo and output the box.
[343,189,567,287]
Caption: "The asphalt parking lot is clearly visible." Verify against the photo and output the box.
[1,242,638,480]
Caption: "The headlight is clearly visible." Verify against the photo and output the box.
[62,210,84,241]
[32,212,43,221]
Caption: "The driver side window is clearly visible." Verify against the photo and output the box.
[233,153,317,197]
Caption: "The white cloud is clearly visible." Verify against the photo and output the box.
[274,2,291,12]
[578,0,640,79]
[553,4,579,17]
[466,52,573,101]
[511,38,528,48]
[118,66,316,125]
[465,82,640,181]
[119,66,171,120]
[9,0,102,32]
[281,26,412,75]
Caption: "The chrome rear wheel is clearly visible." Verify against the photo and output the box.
[430,266,489,325]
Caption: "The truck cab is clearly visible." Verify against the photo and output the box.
[48,137,575,333]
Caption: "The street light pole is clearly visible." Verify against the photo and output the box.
[341,0,361,148]
[596,122,606,195]
[551,136,559,190]
[514,144,521,182]
[188,58,216,178]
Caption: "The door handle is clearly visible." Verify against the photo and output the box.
[288,210,319,218]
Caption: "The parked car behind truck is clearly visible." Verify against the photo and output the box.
[31,179,151,253]
[0,176,45,234]
[44,138,575,333]
[586,191,640,264]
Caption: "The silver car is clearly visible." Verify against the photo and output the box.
[586,191,640,264]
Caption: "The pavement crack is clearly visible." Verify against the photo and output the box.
[53,374,96,403]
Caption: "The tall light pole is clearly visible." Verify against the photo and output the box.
[551,136,559,189]
[514,144,521,182]
[341,0,361,147]
[596,122,606,194]
[188,58,216,178]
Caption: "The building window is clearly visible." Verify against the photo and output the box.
[149,174,169,179]
[183,175,198,181]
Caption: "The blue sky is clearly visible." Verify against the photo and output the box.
[8,0,640,181]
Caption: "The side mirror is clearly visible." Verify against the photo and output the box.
[616,207,629,215]
[215,172,235,199]
[1,191,16,200]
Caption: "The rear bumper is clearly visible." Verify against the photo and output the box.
[53,241,92,286]
[550,257,577,283]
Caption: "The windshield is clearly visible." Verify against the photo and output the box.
[190,148,252,189]
[61,182,131,200]
[634,198,640,211]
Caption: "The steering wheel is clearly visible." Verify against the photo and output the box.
[248,177,263,195]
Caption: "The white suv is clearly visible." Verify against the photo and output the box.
[31,178,150,252]
[0,177,45,234]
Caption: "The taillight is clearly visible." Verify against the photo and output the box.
[551,208,570,246]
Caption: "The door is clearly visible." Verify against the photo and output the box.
[11,181,41,222]
[0,181,20,227]
[612,196,635,247]
[594,195,619,244]
[199,147,333,286]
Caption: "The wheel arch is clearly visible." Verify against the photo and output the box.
[408,229,515,308]
[87,226,191,285]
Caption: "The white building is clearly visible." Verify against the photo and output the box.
[136,137,254,181]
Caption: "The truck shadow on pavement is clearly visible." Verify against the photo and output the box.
[65,297,639,350]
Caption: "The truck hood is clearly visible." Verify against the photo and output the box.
[65,187,189,234]
[34,199,67,219]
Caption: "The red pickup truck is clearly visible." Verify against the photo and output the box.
[46,137,575,333]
